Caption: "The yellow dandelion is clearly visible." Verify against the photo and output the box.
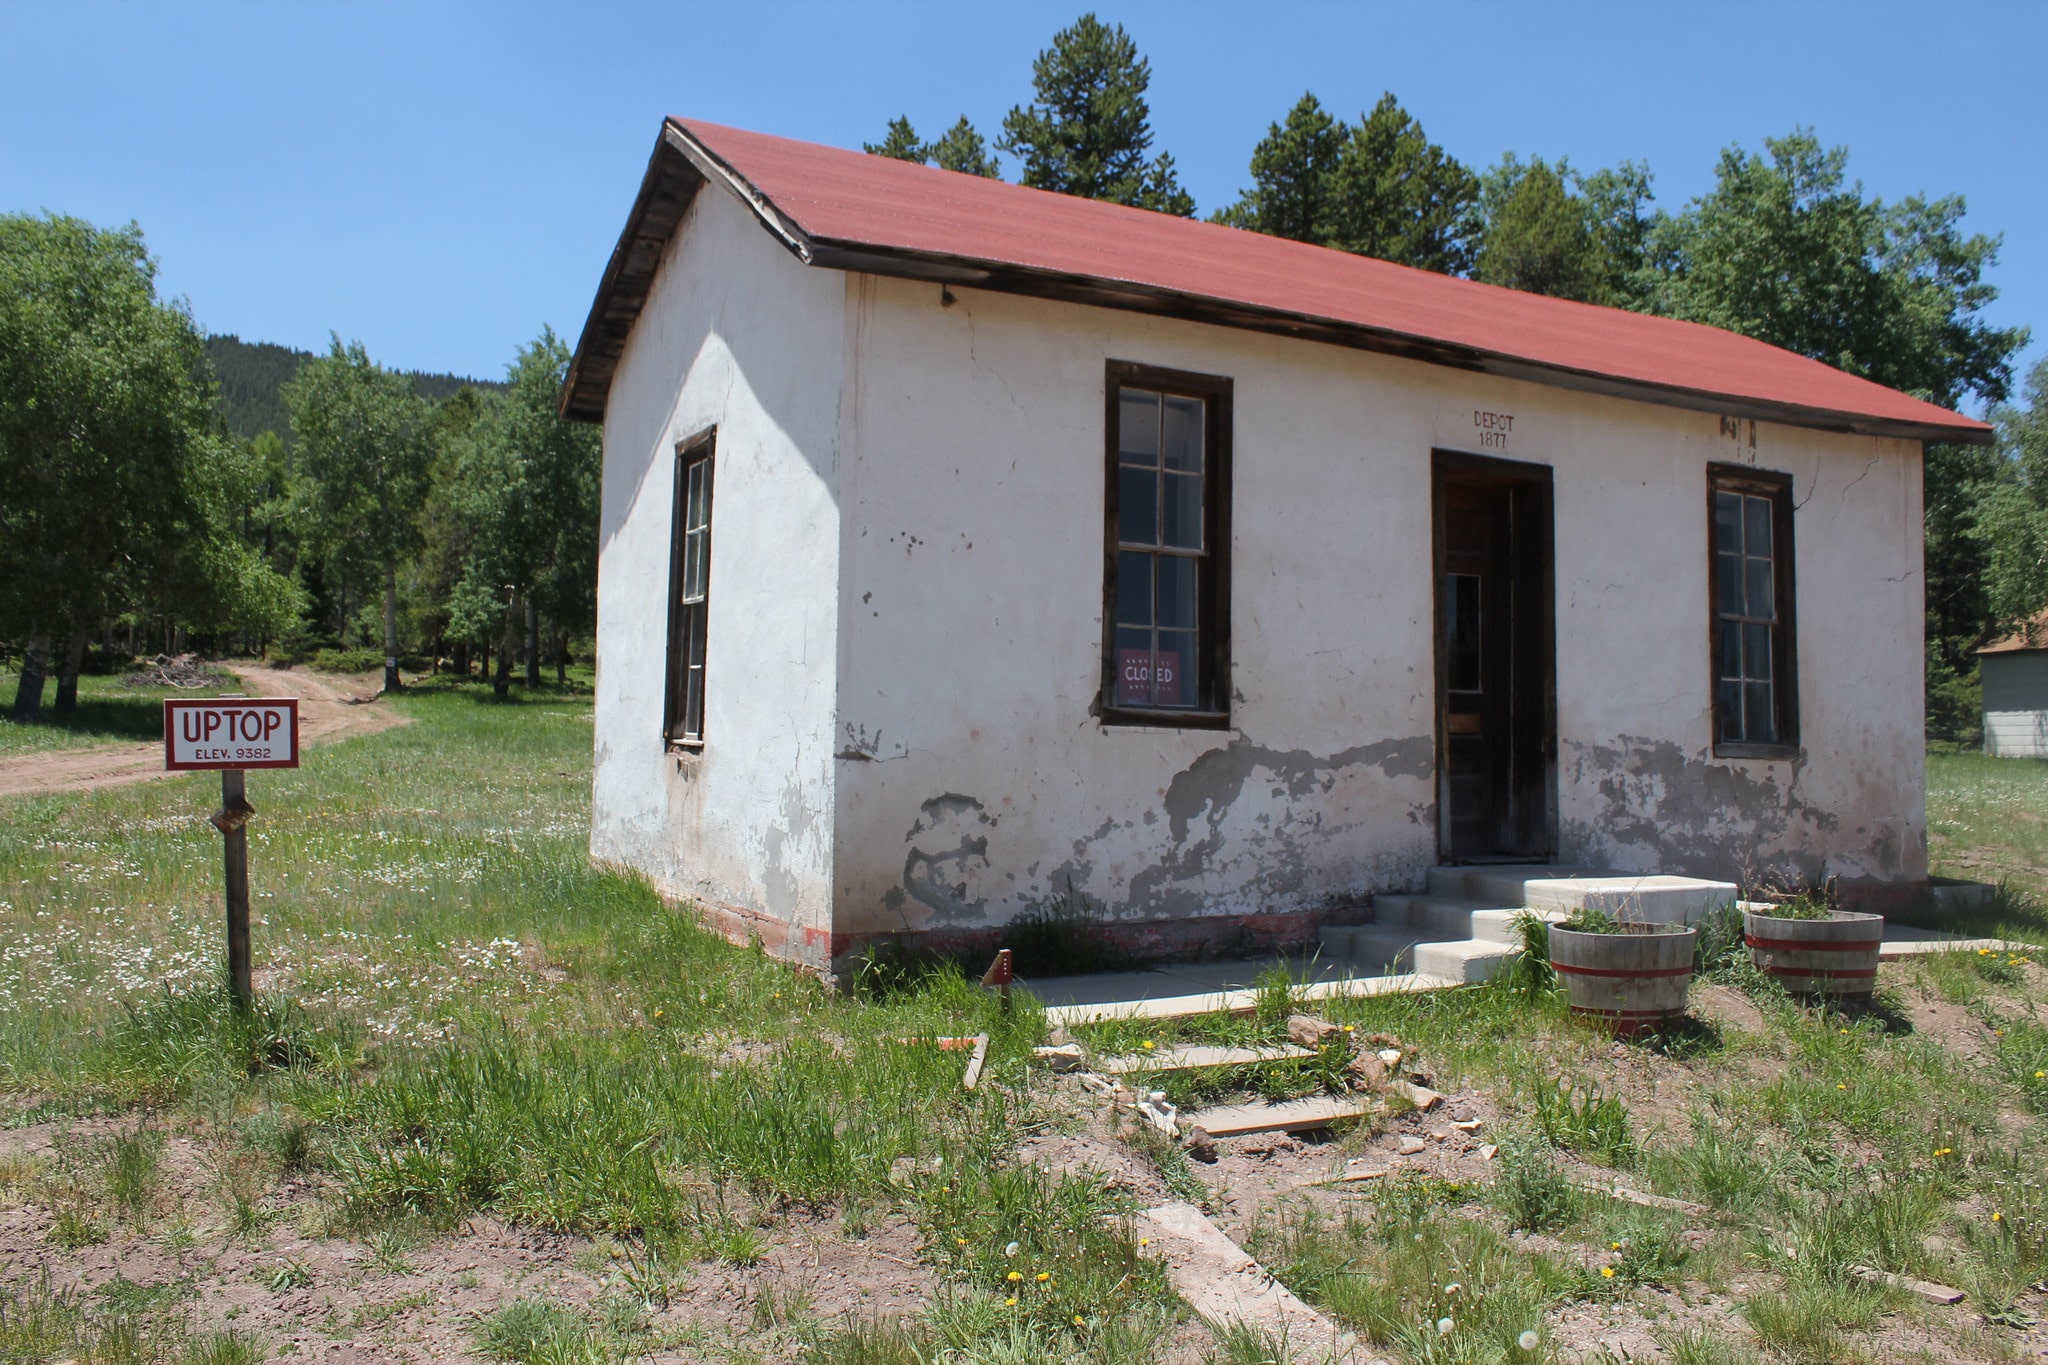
[1073,1315,1086,1327]
[1007,1271,1022,1282]
[1610,1242,1622,1251]
[1036,1272,1051,1282]
[2036,1071,2045,1080]
[1141,1040,1155,1050]
[1005,1296,1017,1307]
[956,1237,967,1246]
[1601,1266,1616,1279]
[1993,1211,2004,1222]
[1837,1083,1847,1090]
[1139,1237,1151,1247]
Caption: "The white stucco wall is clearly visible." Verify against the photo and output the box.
[826,277,1927,944]
[1983,651,2048,758]
[590,186,845,959]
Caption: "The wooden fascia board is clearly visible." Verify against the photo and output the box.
[804,238,1987,447]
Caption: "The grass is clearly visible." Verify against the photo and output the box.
[1924,749,2048,938]
[0,666,245,755]
[12,693,2048,1360]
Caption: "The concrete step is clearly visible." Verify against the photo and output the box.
[1370,893,1511,940]
[1422,866,1736,927]
[1470,906,1569,944]
[1413,937,1519,984]
[1317,924,1419,975]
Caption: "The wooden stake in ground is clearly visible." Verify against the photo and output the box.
[211,770,255,1012]
[164,697,300,1014]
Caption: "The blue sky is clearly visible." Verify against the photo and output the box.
[3,0,2042,410]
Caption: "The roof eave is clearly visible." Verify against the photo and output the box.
[564,121,1994,448]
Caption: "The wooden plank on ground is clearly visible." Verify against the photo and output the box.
[1183,1095,1370,1138]
[1100,1044,1313,1075]
[1128,1201,1351,1350]
[1042,971,1457,1028]
[1572,1181,1709,1217]
[1850,1265,1965,1304]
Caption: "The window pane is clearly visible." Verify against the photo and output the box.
[1119,468,1158,545]
[1716,680,1743,743]
[1745,682,1774,744]
[686,460,705,528]
[1116,551,1152,627]
[686,610,705,668]
[1744,495,1772,557]
[1717,554,1741,616]
[1163,396,1204,472]
[1741,623,1768,682]
[1119,390,1160,463]
[1715,491,1742,554]
[1157,555,1197,629]
[1745,558,1774,620]
[684,666,704,738]
[1161,471,1203,550]
[681,531,700,600]
[1154,630,1196,706]
[1115,625,1155,707]
[1446,573,1481,693]
[1717,619,1741,679]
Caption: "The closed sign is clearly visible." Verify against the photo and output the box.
[164,699,300,770]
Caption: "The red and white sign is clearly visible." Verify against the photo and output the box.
[1117,649,1183,707]
[164,699,300,771]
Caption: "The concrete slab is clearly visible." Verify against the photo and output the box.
[1127,1202,1351,1351]
[1523,874,1736,924]
[1877,925,2034,958]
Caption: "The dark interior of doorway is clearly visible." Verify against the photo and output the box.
[1433,450,1557,863]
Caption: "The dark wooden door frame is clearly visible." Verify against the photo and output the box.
[1430,449,1559,864]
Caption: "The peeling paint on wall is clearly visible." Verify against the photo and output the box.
[901,793,997,920]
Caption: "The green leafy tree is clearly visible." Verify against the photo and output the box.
[865,116,1001,177]
[998,13,1194,215]
[1472,155,1605,302]
[446,328,601,694]
[0,213,297,718]
[1973,361,2048,631]
[1646,131,2025,408]
[283,338,435,693]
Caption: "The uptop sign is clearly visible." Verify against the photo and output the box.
[164,698,300,771]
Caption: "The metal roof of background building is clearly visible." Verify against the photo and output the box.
[561,117,1993,447]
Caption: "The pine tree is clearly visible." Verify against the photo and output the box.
[998,14,1193,216]
[1211,93,1346,241]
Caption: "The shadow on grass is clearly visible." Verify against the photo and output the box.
[0,691,175,745]
[1888,881,2048,949]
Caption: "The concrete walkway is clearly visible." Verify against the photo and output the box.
[1027,921,2035,1027]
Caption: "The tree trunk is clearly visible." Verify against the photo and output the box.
[383,561,401,693]
[11,635,50,721]
[523,597,540,687]
[52,624,89,713]
[493,595,516,699]
[453,640,470,679]
[555,631,568,685]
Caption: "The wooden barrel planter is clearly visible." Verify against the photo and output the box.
[1549,924,1697,1036]
[1742,906,1884,998]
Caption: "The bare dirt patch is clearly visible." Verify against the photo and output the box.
[0,664,406,799]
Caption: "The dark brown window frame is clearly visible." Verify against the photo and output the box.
[1099,360,1233,728]
[664,428,716,749]
[1707,462,1798,759]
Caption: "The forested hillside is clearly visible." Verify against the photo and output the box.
[205,334,500,442]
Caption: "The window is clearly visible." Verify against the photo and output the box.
[1101,362,1231,726]
[665,431,715,746]
[1709,465,1797,755]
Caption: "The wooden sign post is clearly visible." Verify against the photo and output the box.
[164,698,299,1012]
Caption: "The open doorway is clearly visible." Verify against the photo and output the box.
[1433,451,1557,862]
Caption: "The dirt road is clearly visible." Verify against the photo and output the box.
[0,665,408,799]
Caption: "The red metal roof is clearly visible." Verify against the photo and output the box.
[560,117,1992,445]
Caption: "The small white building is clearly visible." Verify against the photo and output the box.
[561,117,1991,976]
[1981,614,2048,758]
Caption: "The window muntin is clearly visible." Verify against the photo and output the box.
[1102,364,1230,724]
[665,434,714,746]
[1709,468,1795,753]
